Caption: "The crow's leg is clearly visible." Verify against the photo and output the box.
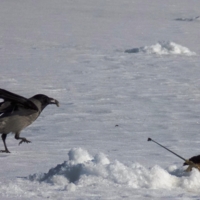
[0,134,10,153]
[15,132,31,145]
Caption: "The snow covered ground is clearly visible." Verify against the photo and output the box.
[0,0,200,199]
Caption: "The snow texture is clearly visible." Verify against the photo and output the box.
[1,0,200,199]
[125,41,196,55]
[175,16,200,21]
[29,148,200,192]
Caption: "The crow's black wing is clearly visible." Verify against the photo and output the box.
[189,155,200,164]
[0,101,13,114]
[0,89,38,113]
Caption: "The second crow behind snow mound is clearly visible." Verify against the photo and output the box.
[0,88,59,153]
[183,155,200,166]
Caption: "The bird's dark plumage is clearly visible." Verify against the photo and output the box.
[0,88,59,153]
[183,155,200,166]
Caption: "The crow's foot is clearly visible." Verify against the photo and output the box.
[0,149,10,153]
[19,138,31,145]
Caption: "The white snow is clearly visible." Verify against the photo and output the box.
[175,16,200,21]
[2,148,200,199]
[125,41,196,55]
[27,148,193,191]
[1,0,200,199]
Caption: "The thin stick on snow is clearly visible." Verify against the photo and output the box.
[147,138,187,161]
[147,138,200,172]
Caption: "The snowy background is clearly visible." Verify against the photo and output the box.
[0,0,200,199]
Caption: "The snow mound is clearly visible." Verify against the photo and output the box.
[28,148,200,193]
[175,16,200,22]
[125,41,196,55]
[68,148,93,165]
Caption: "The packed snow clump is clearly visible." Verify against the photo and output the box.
[125,41,196,55]
[28,148,200,193]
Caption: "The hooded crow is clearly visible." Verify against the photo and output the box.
[183,155,200,171]
[0,88,59,153]
[183,155,200,166]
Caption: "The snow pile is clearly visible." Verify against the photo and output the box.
[28,148,200,193]
[125,41,196,55]
[175,16,200,21]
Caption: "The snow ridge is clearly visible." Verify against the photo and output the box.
[125,41,196,55]
[28,148,200,193]
[175,16,200,22]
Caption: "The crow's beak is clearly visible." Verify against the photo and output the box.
[49,98,59,107]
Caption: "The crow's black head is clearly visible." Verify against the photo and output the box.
[32,94,59,110]
[183,155,200,166]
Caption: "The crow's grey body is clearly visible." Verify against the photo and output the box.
[0,89,59,153]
